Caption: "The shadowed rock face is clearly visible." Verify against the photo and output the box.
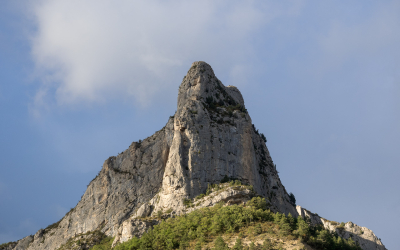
[7,62,385,250]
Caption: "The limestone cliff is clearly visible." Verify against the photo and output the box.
[2,62,385,250]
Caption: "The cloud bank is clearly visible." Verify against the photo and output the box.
[30,1,298,109]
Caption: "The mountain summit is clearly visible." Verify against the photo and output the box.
[2,62,385,250]
[153,61,296,217]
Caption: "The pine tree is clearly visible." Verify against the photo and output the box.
[336,236,344,247]
[279,216,291,236]
[274,212,283,224]
[195,240,202,250]
[289,192,296,205]
[296,216,310,239]
[213,236,228,250]
[287,213,295,230]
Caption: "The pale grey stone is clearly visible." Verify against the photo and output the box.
[13,236,33,250]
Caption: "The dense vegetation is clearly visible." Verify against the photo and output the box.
[89,197,362,250]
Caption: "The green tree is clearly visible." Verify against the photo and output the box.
[249,242,256,250]
[279,216,291,236]
[274,212,283,224]
[247,197,267,210]
[213,236,228,250]
[194,240,202,250]
[289,193,296,205]
[287,213,295,230]
[296,216,310,239]
[316,229,333,247]
[260,133,267,143]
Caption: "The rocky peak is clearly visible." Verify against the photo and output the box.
[178,61,244,111]
[5,61,386,250]
[152,61,296,217]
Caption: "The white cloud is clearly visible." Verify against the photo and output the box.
[29,1,297,110]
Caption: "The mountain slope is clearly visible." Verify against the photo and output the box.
[1,62,386,250]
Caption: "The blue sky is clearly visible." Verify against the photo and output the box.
[0,1,399,248]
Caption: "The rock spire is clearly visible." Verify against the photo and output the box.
[4,62,385,250]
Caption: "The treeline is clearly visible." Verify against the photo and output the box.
[91,197,362,250]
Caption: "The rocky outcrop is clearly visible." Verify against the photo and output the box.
[149,62,296,217]
[112,219,159,248]
[5,61,386,250]
[296,206,386,250]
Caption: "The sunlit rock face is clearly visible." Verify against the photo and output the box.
[152,61,296,216]
[8,62,385,250]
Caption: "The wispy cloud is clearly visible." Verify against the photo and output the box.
[29,1,299,112]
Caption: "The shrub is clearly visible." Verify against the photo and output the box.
[249,242,256,250]
[220,176,230,183]
[337,222,345,229]
[89,236,114,250]
[206,184,213,195]
[232,238,244,250]
[195,193,205,200]
[262,238,272,249]
[183,198,193,207]
[260,133,267,143]
[254,223,262,234]
[289,192,296,205]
